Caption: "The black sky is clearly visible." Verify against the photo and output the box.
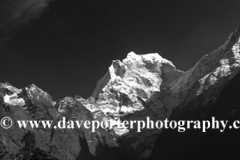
[0,0,240,100]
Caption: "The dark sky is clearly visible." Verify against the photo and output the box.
[0,0,240,100]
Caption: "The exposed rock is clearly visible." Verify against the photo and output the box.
[149,63,240,160]
[0,83,25,107]
[0,83,119,160]
[26,84,53,107]
[86,52,184,159]
[170,27,240,119]
[87,28,240,159]
[148,28,240,160]
[1,27,240,160]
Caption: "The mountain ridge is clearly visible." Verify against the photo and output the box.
[1,27,240,160]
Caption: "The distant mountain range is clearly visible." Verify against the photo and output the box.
[1,27,240,160]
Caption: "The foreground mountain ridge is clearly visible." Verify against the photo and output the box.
[0,27,240,160]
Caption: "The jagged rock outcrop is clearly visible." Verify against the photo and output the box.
[0,83,119,160]
[83,28,240,159]
[83,52,184,159]
[147,28,240,160]
[149,64,240,160]
[1,27,240,160]
[170,28,240,119]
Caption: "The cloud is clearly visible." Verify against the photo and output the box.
[0,0,53,56]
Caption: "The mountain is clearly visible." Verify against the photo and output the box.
[148,28,240,160]
[0,27,240,160]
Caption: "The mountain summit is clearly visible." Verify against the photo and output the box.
[1,27,240,160]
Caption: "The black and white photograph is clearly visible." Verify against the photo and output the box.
[1,0,240,160]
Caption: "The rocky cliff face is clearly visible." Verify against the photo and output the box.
[148,29,240,159]
[1,27,240,160]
